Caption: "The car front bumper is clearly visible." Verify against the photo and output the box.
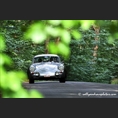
[30,71,64,80]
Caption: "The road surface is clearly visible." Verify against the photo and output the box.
[23,81,118,98]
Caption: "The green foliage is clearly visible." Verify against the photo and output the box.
[24,20,95,57]
[0,34,44,98]
[66,24,118,83]
[1,20,45,72]
[48,42,70,56]
[95,20,118,43]
[1,20,118,98]
[111,79,118,84]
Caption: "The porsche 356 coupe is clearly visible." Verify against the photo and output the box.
[27,54,67,84]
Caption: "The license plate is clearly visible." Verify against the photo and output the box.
[44,75,50,77]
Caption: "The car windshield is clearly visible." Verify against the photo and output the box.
[34,56,60,63]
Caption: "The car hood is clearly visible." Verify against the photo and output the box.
[32,62,61,72]
[32,62,60,67]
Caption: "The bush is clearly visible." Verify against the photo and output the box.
[111,78,118,84]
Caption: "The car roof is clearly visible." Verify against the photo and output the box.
[34,54,59,58]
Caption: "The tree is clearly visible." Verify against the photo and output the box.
[1,20,118,98]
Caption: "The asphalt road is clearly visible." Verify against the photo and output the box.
[23,81,118,98]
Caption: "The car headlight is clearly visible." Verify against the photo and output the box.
[58,64,64,70]
[30,65,36,73]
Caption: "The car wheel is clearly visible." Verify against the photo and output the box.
[29,79,34,84]
[59,78,65,83]
[59,73,66,83]
[59,72,66,83]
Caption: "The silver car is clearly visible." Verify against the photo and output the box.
[27,54,66,83]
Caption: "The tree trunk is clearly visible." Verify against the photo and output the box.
[45,38,49,54]
[55,37,60,44]
[92,25,100,61]
[45,37,60,54]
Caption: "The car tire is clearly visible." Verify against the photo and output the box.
[59,78,65,83]
[59,72,66,83]
[59,74,66,83]
[59,73,66,83]
[29,79,34,84]
[27,69,34,84]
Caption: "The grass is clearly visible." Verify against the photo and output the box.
[111,78,118,85]
[22,78,29,82]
